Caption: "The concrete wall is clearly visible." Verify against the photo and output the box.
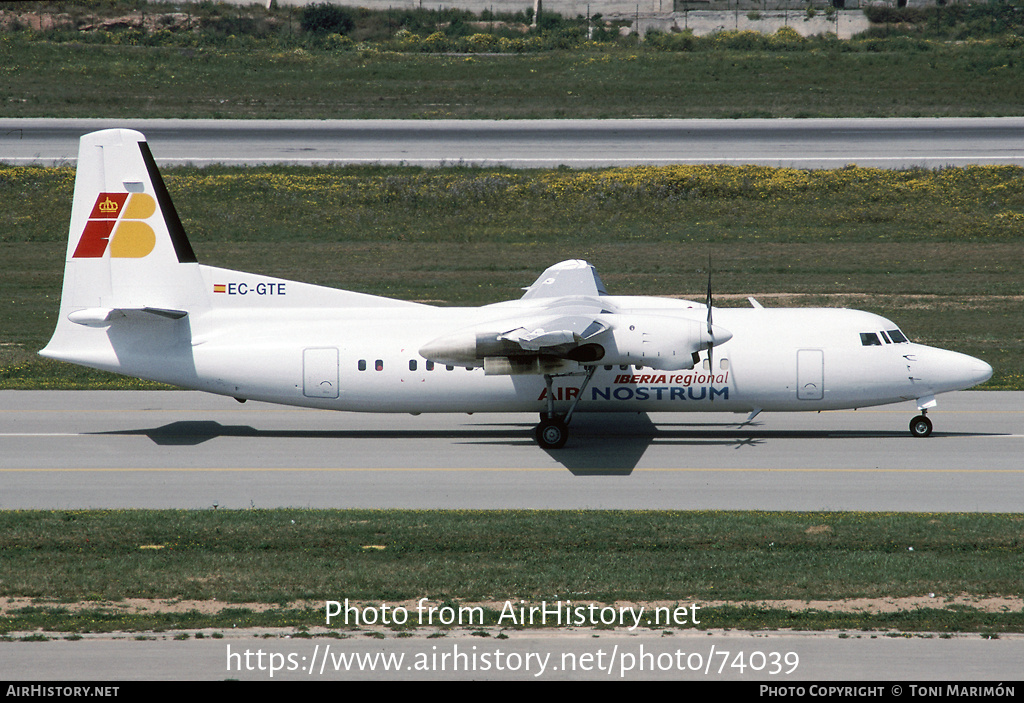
[259,1,872,38]
[237,0,940,8]
[257,0,694,14]
[237,0,935,11]
[642,10,871,39]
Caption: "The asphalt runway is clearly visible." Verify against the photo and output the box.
[3,117,1024,168]
[2,390,1020,511]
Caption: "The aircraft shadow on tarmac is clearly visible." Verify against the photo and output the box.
[92,412,995,477]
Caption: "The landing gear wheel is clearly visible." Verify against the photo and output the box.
[909,414,933,438]
[535,418,568,449]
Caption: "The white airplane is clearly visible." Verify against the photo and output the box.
[41,129,993,449]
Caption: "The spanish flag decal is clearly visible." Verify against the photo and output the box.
[73,192,157,259]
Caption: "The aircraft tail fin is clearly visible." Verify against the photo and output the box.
[40,129,207,371]
[57,128,204,310]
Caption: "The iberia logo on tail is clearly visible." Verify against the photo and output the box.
[72,192,157,258]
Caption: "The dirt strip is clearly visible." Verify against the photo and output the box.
[3,595,1022,616]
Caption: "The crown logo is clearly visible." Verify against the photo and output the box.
[74,192,155,259]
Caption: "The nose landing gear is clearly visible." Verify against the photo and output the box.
[909,411,933,438]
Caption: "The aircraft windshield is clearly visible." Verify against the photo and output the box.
[862,329,910,346]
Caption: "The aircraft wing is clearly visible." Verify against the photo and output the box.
[520,259,608,299]
[420,259,730,374]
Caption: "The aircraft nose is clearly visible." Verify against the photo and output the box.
[963,355,993,386]
[915,347,992,392]
[946,351,993,388]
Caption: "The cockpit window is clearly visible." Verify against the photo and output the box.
[860,332,882,346]
[879,330,892,344]
[887,329,909,343]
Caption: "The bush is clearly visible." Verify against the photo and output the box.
[713,29,768,50]
[648,29,698,52]
[300,3,356,36]
[861,4,1024,39]
[864,6,931,25]
[768,25,807,49]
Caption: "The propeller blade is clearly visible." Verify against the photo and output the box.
[708,344,714,401]
[706,258,714,401]
[706,259,713,336]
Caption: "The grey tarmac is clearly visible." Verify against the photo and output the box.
[2,390,1021,681]
[2,628,1023,681]
[1,389,1020,511]
[2,117,1024,169]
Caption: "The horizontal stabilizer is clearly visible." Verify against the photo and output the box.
[67,307,188,327]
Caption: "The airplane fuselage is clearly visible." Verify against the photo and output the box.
[50,271,988,418]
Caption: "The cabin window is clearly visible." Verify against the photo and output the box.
[409,360,417,371]
[426,360,434,371]
[860,332,882,346]
[446,365,454,371]
[720,358,730,370]
[888,329,909,343]
[358,360,366,371]
[375,359,384,371]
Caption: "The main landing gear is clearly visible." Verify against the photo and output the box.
[533,367,597,450]
[909,411,933,438]
[535,416,569,450]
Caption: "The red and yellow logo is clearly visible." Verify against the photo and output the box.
[72,192,157,259]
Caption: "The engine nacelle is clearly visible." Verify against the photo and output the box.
[418,314,732,373]
[419,331,522,367]
[592,314,731,371]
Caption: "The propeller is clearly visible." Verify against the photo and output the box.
[706,259,715,400]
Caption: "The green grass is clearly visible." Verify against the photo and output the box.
[5,35,1024,119]
[2,163,1022,389]
[2,509,1022,635]
[5,1,1024,119]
